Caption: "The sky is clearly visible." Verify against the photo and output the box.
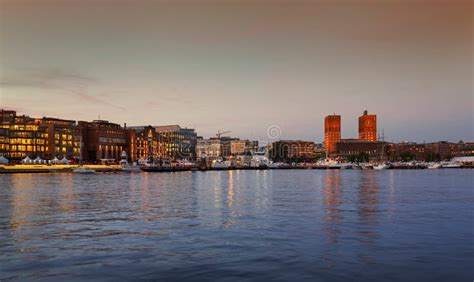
[0,0,472,143]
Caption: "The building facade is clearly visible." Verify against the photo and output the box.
[154,125,197,160]
[229,139,258,157]
[358,110,377,142]
[78,120,128,163]
[196,138,222,160]
[133,126,167,162]
[386,143,426,161]
[270,140,315,162]
[0,113,47,161]
[424,141,463,160]
[324,114,341,156]
[386,141,467,161]
[335,139,388,161]
[41,117,81,161]
[460,142,474,156]
[0,110,81,162]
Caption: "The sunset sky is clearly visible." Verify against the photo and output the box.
[0,0,472,143]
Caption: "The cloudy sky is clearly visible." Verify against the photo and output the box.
[0,0,472,142]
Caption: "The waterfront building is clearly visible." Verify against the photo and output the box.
[460,141,474,156]
[41,117,81,161]
[133,126,167,162]
[425,141,463,160]
[0,110,81,161]
[229,139,258,156]
[270,140,316,162]
[197,138,222,160]
[386,142,426,161]
[78,120,127,163]
[197,137,258,165]
[324,114,341,156]
[219,137,239,157]
[154,125,197,160]
[335,139,388,161]
[230,140,246,156]
[126,129,137,162]
[0,113,47,160]
[358,110,377,142]
[386,141,467,162]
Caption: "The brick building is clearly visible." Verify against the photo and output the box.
[358,110,377,142]
[270,140,315,162]
[335,139,388,161]
[324,114,341,156]
[78,120,128,163]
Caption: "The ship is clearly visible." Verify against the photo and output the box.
[140,159,198,172]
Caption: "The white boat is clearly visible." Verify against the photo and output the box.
[73,167,96,174]
[427,163,441,169]
[360,163,373,170]
[212,160,230,170]
[251,151,270,168]
[268,162,291,169]
[441,162,461,169]
[121,166,142,172]
[120,159,142,172]
[339,163,353,170]
[373,163,390,170]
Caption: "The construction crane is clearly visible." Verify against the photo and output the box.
[216,130,231,139]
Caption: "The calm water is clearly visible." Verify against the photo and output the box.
[0,170,473,281]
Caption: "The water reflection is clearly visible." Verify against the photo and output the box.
[58,174,75,213]
[357,171,380,264]
[358,171,379,226]
[213,172,223,209]
[227,170,235,208]
[322,171,343,268]
[0,171,472,281]
[324,171,343,240]
[10,175,47,233]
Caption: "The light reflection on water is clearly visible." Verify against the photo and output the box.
[0,170,473,281]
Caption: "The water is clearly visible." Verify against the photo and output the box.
[0,170,473,281]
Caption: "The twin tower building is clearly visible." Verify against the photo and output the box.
[324,110,377,156]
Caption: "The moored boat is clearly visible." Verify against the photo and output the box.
[72,167,96,174]
[140,159,198,172]
[441,162,461,169]
[427,163,441,169]
[374,163,390,170]
[211,159,232,170]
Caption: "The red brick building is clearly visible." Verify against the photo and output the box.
[270,140,315,161]
[324,114,341,156]
[131,126,167,162]
[335,139,388,161]
[386,143,426,161]
[78,120,128,163]
[358,110,377,142]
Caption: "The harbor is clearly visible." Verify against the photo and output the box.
[1,169,472,281]
[1,158,472,174]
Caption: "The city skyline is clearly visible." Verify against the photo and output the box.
[1,0,473,142]
[2,107,470,145]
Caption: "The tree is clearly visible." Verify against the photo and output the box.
[348,152,369,163]
[425,152,440,162]
[400,152,415,162]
